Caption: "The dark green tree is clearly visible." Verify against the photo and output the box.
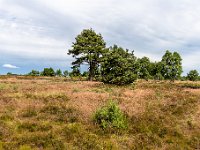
[68,28,106,81]
[137,57,151,80]
[82,71,89,77]
[101,45,137,85]
[63,70,69,77]
[187,70,199,81]
[149,62,164,80]
[28,70,40,76]
[161,50,182,81]
[56,69,62,77]
[41,68,55,76]
[69,66,81,77]
[7,72,12,76]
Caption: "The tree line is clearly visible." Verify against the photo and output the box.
[5,28,199,84]
[67,28,200,84]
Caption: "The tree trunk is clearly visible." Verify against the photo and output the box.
[89,59,94,81]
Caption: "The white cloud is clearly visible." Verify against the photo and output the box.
[2,64,19,69]
[0,0,200,73]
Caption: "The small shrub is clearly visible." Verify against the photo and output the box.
[93,101,127,129]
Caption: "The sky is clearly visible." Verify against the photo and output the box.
[0,0,200,75]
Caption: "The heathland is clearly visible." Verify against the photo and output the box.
[0,76,199,149]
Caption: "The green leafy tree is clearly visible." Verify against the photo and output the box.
[41,68,55,76]
[56,69,62,77]
[68,28,106,81]
[82,71,89,77]
[28,70,40,76]
[154,73,164,80]
[137,57,151,80]
[63,70,69,77]
[149,62,164,80]
[7,72,12,76]
[161,50,182,81]
[101,45,137,85]
[187,70,199,81]
[69,66,81,77]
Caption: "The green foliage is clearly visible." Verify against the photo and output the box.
[69,66,81,77]
[161,50,183,81]
[16,132,65,149]
[154,73,164,80]
[180,76,187,81]
[101,45,137,85]
[82,71,89,77]
[63,70,69,77]
[41,67,55,76]
[137,57,151,80]
[187,70,199,81]
[28,70,40,76]
[181,83,200,89]
[94,100,127,129]
[21,108,37,118]
[68,28,106,81]
[55,69,62,77]
[7,72,13,75]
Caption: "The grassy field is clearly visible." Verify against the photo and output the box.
[0,76,199,150]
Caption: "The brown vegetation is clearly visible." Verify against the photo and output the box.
[0,76,199,149]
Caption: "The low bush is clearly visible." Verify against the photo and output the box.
[93,101,127,129]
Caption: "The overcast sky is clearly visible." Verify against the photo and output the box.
[0,0,200,74]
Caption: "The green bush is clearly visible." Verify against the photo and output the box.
[93,101,127,129]
[154,73,164,80]
[41,68,55,76]
[101,45,137,85]
[187,70,199,81]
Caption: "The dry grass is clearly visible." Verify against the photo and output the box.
[0,76,199,149]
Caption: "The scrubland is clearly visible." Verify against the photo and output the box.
[0,76,199,149]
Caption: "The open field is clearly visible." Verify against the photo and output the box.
[0,76,199,149]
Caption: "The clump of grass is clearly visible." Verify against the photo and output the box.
[21,107,37,118]
[0,112,14,121]
[181,83,200,89]
[25,93,69,103]
[40,105,79,123]
[129,110,188,149]
[0,121,11,141]
[75,133,101,149]
[93,100,127,130]
[0,83,7,91]
[16,132,65,149]
[62,123,83,141]
[43,93,69,103]
[17,122,52,132]
[40,105,60,115]
[12,84,19,92]
[161,93,198,118]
